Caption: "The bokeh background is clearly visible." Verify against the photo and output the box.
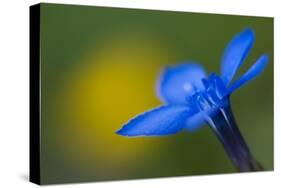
[40,3,273,184]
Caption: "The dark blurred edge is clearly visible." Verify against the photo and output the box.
[30,3,41,185]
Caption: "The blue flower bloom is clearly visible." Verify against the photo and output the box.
[116,28,268,171]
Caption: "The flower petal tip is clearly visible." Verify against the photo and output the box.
[115,129,122,135]
[221,27,256,85]
[115,125,127,134]
[261,54,269,62]
[115,128,130,136]
[242,27,255,38]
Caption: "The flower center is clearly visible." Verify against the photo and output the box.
[187,73,229,117]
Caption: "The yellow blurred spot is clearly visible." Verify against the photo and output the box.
[50,33,172,175]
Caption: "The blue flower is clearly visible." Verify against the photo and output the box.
[116,28,268,171]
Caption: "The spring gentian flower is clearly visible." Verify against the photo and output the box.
[116,28,268,172]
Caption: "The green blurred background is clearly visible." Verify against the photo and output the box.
[40,3,273,184]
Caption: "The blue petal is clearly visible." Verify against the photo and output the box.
[221,28,255,85]
[227,54,268,94]
[116,105,196,136]
[185,112,205,132]
[157,63,207,104]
